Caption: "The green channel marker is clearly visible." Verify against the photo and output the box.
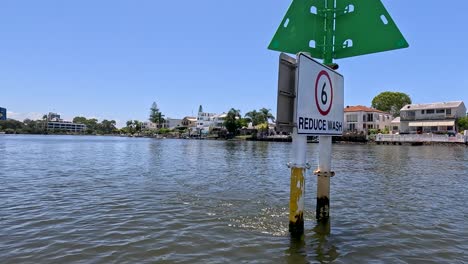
[268,0,325,59]
[334,0,409,58]
[268,0,409,60]
[270,0,409,236]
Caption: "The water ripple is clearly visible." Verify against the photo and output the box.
[0,135,467,263]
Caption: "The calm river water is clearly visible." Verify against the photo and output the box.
[0,135,467,263]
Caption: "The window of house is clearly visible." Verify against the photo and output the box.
[436,109,445,114]
[347,114,357,122]
[421,110,425,114]
[367,113,374,122]
[363,124,366,129]
[446,109,452,115]
[426,109,435,114]
[376,114,380,121]
[363,115,367,122]
[447,126,453,131]
[349,123,356,131]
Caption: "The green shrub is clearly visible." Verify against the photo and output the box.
[158,128,171,134]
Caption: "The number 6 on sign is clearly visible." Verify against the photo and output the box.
[316,70,333,116]
[321,83,327,105]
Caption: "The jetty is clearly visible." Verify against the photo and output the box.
[376,133,467,145]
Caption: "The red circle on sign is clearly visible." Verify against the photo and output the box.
[315,70,333,116]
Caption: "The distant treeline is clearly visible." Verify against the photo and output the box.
[0,117,118,135]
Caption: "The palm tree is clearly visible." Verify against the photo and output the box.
[126,120,135,134]
[157,112,165,128]
[150,102,165,128]
[259,108,275,124]
[224,108,241,136]
[42,114,48,132]
[228,108,240,119]
[134,120,142,133]
[245,110,261,126]
[258,108,275,137]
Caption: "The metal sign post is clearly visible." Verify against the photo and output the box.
[270,0,409,237]
[317,0,336,223]
[277,52,344,235]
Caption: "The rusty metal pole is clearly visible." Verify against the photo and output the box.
[288,131,307,236]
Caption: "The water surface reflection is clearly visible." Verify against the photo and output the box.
[0,136,466,263]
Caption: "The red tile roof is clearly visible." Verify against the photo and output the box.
[344,105,390,114]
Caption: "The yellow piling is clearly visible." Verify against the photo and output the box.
[289,167,305,235]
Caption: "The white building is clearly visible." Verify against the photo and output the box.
[166,118,183,130]
[194,105,226,134]
[212,113,227,128]
[47,121,86,133]
[142,119,185,130]
[46,112,86,133]
[399,101,466,134]
[141,121,160,130]
[344,106,393,133]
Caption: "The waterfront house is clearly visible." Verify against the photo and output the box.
[143,120,177,130]
[193,105,226,135]
[211,113,227,128]
[181,116,197,128]
[166,118,183,130]
[391,117,401,133]
[196,112,216,134]
[142,121,162,130]
[142,119,182,130]
[399,101,466,134]
[344,106,393,133]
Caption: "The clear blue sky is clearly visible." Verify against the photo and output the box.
[1,0,467,127]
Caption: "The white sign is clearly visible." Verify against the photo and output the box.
[296,53,344,135]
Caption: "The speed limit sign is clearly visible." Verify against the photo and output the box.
[296,53,344,135]
[315,70,333,116]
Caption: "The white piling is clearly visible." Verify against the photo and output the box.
[316,135,333,221]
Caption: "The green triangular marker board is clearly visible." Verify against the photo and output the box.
[334,0,409,58]
[268,0,326,59]
[268,0,409,59]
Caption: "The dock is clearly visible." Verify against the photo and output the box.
[376,134,467,145]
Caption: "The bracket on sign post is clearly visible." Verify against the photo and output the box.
[276,53,297,133]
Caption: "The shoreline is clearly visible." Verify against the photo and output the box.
[1,133,466,146]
